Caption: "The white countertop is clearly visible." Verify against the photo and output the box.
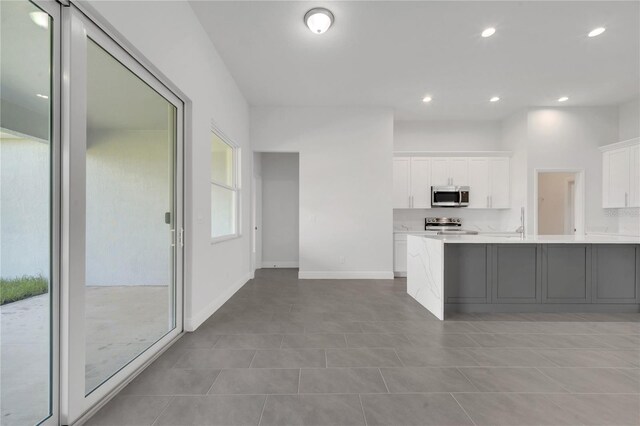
[408,234,640,244]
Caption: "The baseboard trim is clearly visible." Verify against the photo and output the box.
[184,272,251,331]
[298,271,394,279]
[261,261,299,268]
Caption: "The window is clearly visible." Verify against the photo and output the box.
[211,129,240,241]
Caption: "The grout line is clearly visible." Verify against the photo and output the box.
[455,367,481,392]
[451,392,477,426]
[358,394,368,426]
[392,348,405,367]
[248,350,258,368]
[257,394,268,426]
[297,368,302,394]
[150,395,175,426]
[534,367,573,393]
[324,349,328,368]
[378,368,390,393]
[204,369,223,395]
[279,335,285,349]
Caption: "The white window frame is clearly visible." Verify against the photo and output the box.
[210,123,241,243]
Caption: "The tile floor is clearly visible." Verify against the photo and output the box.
[87,269,640,426]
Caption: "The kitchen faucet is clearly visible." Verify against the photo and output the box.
[515,206,525,238]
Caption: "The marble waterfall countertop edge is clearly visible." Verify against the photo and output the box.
[407,234,640,244]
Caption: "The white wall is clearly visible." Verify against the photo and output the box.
[527,107,619,234]
[0,137,49,279]
[394,120,501,152]
[618,98,640,140]
[86,0,251,330]
[260,153,299,268]
[251,107,394,278]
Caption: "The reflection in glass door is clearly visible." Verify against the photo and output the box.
[83,38,177,395]
[0,1,58,425]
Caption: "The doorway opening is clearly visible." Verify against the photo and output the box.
[535,170,584,235]
[252,152,300,272]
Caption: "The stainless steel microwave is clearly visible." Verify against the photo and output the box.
[431,186,470,207]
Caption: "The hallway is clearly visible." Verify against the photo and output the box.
[88,269,640,425]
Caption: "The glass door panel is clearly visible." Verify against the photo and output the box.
[84,38,177,395]
[0,1,57,425]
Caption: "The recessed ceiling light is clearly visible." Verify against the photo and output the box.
[422,96,432,103]
[558,96,569,102]
[588,27,606,37]
[481,27,496,38]
[304,8,334,34]
[490,96,500,102]
[36,93,48,99]
[29,11,49,29]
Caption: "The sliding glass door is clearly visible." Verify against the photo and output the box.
[0,1,59,425]
[62,5,183,423]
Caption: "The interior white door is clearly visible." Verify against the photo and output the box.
[467,158,490,208]
[430,158,450,186]
[489,158,510,208]
[393,157,411,208]
[606,148,630,207]
[449,158,469,186]
[410,157,431,208]
[629,145,640,207]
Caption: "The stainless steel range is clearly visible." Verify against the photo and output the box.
[424,217,479,235]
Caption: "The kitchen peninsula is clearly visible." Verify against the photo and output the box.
[407,234,640,320]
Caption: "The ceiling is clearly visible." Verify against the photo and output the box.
[190,1,640,121]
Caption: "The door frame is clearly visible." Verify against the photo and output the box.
[60,4,185,424]
[533,168,585,236]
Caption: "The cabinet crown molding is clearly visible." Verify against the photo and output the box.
[393,151,512,157]
[599,137,640,152]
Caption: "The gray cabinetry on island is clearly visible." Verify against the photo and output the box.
[443,243,640,312]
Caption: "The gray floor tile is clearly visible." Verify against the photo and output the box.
[85,395,172,426]
[326,348,403,367]
[405,333,480,348]
[453,392,581,426]
[547,393,640,425]
[380,367,476,392]
[459,367,567,392]
[535,349,639,367]
[468,348,558,367]
[304,321,363,333]
[208,368,299,394]
[298,368,387,393]
[395,347,478,367]
[213,334,283,349]
[260,394,365,426]
[179,330,220,349]
[345,333,413,348]
[120,367,220,396]
[281,333,346,348]
[360,393,474,426]
[173,349,255,369]
[593,334,640,349]
[154,395,265,426]
[539,367,640,393]
[466,333,542,348]
[530,333,617,349]
[251,349,326,368]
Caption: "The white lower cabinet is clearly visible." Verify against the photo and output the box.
[394,234,408,275]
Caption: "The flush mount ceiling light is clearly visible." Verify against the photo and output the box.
[422,96,432,103]
[490,96,500,102]
[29,11,49,29]
[558,96,569,102]
[588,27,606,37]
[304,8,334,34]
[481,27,496,38]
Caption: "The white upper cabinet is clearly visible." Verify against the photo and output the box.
[466,157,510,209]
[468,158,490,208]
[393,157,411,208]
[394,154,510,209]
[601,139,639,208]
[430,158,468,186]
[410,157,432,208]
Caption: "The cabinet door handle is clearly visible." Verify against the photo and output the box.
[486,195,490,208]
[490,195,493,208]
[625,192,628,207]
